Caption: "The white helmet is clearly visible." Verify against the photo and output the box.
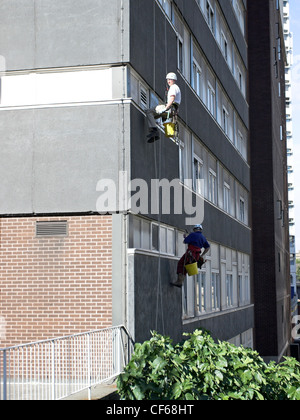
[166,72,177,81]
[193,224,203,231]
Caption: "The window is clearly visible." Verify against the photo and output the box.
[238,69,242,90]
[141,219,151,249]
[274,59,278,79]
[193,157,204,195]
[152,224,159,251]
[238,253,251,306]
[193,60,202,98]
[132,216,180,257]
[238,275,243,305]
[232,0,245,35]
[160,225,176,255]
[206,0,214,33]
[211,273,220,311]
[226,274,234,307]
[221,31,228,62]
[222,106,229,135]
[236,130,247,159]
[174,12,190,82]
[177,36,184,74]
[223,182,230,213]
[239,197,245,223]
[158,0,172,19]
[183,242,251,320]
[167,228,175,255]
[196,272,207,314]
[209,169,217,204]
[244,275,250,305]
[207,82,216,116]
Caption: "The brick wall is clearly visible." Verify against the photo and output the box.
[0,215,113,348]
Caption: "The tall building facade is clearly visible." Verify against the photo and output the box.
[283,0,298,318]
[0,0,253,349]
[248,0,291,362]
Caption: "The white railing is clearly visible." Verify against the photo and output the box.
[0,325,132,401]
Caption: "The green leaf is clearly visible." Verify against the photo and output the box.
[185,392,196,400]
[254,390,265,401]
[151,356,167,373]
[132,384,145,400]
[215,370,224,382]
[172,382,183,399]
[240,369,252,384]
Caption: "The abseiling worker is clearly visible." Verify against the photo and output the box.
[146,72,181,143]
[172,224,210,288]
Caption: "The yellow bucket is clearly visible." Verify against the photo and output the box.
[163,122,176,137]
[185,262,198,277]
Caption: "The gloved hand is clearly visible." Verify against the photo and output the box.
[197,257,206,269]
[155,104,167,115]
[158,106,167,115]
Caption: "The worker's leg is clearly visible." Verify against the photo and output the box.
[146,109,157,131]
[172,250,190,288]
[177,253,187,275]
[145,109,160,143]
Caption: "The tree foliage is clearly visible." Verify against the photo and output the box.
[117,330,300,400]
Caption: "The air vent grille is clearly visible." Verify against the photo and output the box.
[140,84,148,110]
[36,221,68,237]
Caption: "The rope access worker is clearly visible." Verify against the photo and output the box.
[172,224,210,288]
[146,72,181,143]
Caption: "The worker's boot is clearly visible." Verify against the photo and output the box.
[171,273,185,288]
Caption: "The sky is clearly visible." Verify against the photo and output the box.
[289,0,300,250]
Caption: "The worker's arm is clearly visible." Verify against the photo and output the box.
[201,246,210,258]
[165,95,175,111]
[183,233,193,244]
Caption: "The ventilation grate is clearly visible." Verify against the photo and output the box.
[36,221,68,237]
[140,84,148,110]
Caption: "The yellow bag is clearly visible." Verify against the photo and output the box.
[163,122,176,137]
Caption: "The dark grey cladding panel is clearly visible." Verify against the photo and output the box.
[172,0,249,127]
[132,252,254,344]
[130,0,178,100]
[130,106,251,254]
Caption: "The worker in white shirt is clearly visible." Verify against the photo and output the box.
[146,72,181,143]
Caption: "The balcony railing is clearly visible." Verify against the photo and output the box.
[0,325,132,400]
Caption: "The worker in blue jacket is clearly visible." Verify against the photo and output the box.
[172,224,210,288]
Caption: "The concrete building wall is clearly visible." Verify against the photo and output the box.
[0,0,129,71]
[0,103,130,215]
[0,0,255,350]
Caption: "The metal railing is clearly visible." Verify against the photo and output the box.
[0,325,132,400]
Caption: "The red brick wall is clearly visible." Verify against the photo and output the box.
[0,215,113,348]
